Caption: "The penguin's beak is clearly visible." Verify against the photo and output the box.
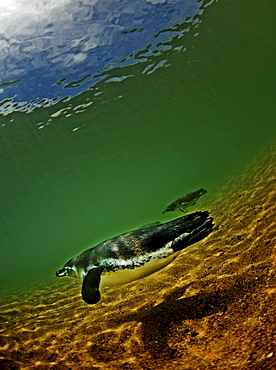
[56,267,77,278]
[56,268,68,277]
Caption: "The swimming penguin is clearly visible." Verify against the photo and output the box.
[162,188,207,214]
[56,211,214,304]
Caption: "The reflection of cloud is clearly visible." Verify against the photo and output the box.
[145,0,167,3]
[61,52,88,67]
[0,0,70,26]
[0,0,203,112]
[0,0,19,16]
[0,0,200,71]
[0,0,127,76]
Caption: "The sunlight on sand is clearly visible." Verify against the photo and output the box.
[0,143,275,369]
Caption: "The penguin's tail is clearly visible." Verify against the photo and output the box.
[163,211,214,252]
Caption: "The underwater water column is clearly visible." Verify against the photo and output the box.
[0,0,276,368]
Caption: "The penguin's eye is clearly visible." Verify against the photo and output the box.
[64,267,78,278]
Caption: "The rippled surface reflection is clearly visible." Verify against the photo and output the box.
[0,0,208,114]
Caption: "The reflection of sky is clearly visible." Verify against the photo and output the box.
[0,0,202,113]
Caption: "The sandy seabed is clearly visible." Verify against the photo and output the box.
[0,143,275,370]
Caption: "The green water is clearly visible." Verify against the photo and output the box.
[0,0,275,290]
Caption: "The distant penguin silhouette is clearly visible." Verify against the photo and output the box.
[162,188,207,214]
[56,211,214,304]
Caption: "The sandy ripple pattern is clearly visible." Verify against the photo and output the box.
[0,143,275,369]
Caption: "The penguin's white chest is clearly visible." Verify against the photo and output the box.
[99,250,181,288]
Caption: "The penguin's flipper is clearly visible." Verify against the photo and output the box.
[179,205,188,213]
[81,267,105,304]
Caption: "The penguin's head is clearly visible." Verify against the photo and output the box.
[56,258,78,278]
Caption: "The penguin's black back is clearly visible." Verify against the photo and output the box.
[71,211,213,270]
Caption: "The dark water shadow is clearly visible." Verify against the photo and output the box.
[111,269,266,360]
